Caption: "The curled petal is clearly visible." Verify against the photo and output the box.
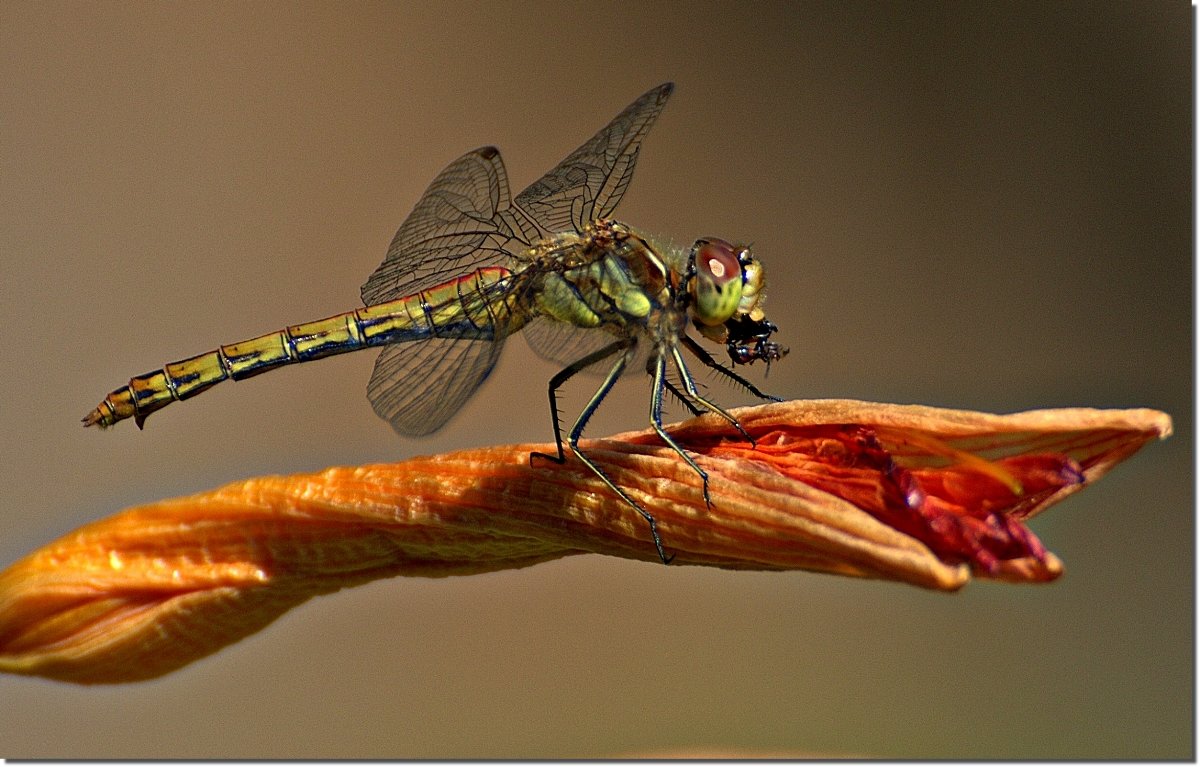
[0,399,1170,683]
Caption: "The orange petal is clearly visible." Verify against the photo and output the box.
[0,399,1170,683]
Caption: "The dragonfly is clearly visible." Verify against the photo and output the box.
[83,82,788,564]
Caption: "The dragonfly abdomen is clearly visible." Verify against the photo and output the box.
[82,311,375,429]
[83,266,516,429]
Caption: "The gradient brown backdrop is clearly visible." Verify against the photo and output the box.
[0,1,1191,758]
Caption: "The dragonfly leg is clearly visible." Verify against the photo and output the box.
[681,334,783,403]
[552,348,676,564]
[528,341,673,564]
[652,358,705,417]
[670,346,755,448]
[650,354,714,509]
[529,340,627,466]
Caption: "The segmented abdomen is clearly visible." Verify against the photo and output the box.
[83,267,515,429]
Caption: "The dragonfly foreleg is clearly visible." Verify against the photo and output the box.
[680,334,783,403]
[670,346,755,448]
[651,359,705,417]
[650,354,714,510]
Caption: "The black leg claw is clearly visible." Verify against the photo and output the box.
[647,518,674,565]
[529,450,566,467]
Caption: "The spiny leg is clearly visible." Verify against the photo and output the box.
[575,354,674,564]
[644,353,704,417]
[657,379,700,420]
[530,341,673,565]
[670,346,755,447]
[681,334,782,403]
[530,340,626,465]
[650,354,714,509]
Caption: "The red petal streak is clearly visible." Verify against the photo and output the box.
[700,425,1084,575]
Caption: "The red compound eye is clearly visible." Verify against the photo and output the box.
[696,239,740,287]
[690,238,745,326]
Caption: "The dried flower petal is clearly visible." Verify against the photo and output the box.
[0,399,1170,683]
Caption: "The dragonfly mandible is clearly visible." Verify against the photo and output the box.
[83,83,788,564]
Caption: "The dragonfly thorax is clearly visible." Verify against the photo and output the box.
[525,219,674,330]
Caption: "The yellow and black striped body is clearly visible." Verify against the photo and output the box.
[84,266,519,429]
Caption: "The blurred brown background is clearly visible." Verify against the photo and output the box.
[0,1,1190,758]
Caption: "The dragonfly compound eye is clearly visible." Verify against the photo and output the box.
[689,238,745,327]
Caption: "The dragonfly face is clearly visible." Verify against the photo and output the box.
[688,238,752,328]
[84,82,788,564]
[685,238,788,370]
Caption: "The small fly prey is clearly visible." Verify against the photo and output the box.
[84,83,788,563]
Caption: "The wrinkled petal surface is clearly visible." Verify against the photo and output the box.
[0,399,1170,683]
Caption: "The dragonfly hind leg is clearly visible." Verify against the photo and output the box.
[530,340,674,565]
[529,340,627,466]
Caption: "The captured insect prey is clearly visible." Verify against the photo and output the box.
[83,82,788,564]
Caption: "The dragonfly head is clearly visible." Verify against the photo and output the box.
[686,238,766,329]
[686,238,785,366]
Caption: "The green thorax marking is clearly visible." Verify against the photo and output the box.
[531,221,671,330]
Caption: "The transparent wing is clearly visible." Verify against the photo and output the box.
[523,318,622,370]
[362,146,533,432]
[514,82,674,235]
[523,318,648,379]
[367,335,506,436]
[361,85,675,434]
[361,146,536,306]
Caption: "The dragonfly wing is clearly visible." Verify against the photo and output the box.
[361,146,535,306]
[523,318,617,367]
[367,335,506,436]
[513,83,674,235]
[523,318,645,378]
